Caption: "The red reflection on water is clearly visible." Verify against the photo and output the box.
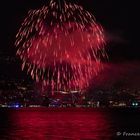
[5,108,113,140]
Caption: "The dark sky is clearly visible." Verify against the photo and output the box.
[0,0,139,88]
[0,0,139,61]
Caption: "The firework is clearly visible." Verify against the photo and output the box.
[15,0,106,93]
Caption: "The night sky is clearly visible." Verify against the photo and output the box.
[0,0,139,89]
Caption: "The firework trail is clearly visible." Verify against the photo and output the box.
[15,0,106,93]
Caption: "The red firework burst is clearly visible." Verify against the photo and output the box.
[15,0,106,93]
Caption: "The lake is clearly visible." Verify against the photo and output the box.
[0,108,140,140]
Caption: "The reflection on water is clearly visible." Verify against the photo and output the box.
[0,108,140,140]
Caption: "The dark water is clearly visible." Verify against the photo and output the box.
[0,108,140,140]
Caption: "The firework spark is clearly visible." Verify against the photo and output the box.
[15,0,106,93]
